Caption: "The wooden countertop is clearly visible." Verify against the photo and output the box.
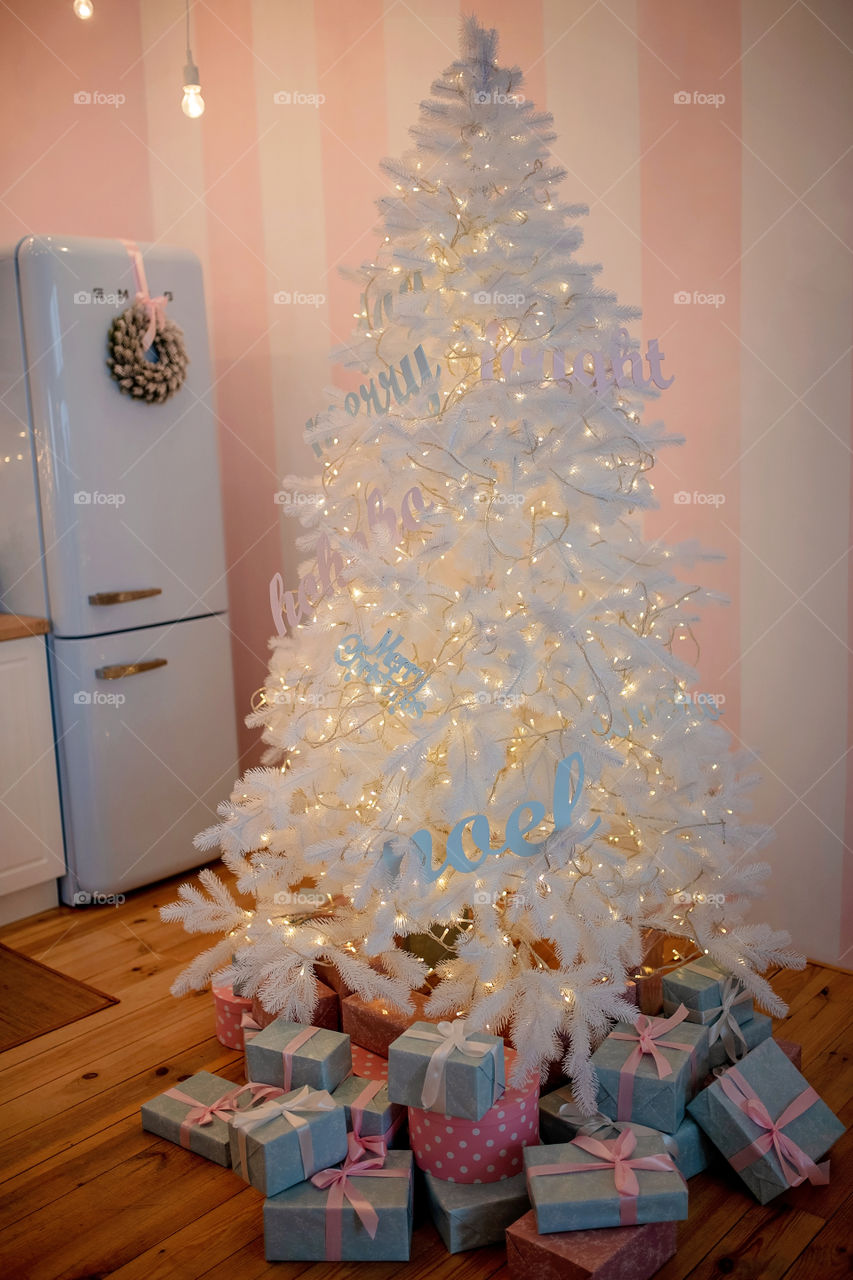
[0,614,51,643]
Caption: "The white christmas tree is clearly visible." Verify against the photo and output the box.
[164,17,801,1109]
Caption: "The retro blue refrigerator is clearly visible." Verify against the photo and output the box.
[0,234,239,904]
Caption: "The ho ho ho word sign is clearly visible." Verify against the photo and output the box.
[269,483,434,635]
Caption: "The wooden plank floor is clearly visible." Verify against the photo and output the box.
[0,875,850,1280]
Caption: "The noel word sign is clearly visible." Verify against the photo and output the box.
[381,750,601,884]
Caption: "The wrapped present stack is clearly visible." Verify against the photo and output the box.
[385,1018,538,1253]
[139,959,843,1272]
[515,956,845,1278]
[143,1002,418,1262]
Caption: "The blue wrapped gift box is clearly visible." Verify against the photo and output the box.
[661,958,753,1026]
[688,1037,845,1203]
[591,1011,709,1134]
[424,1170,530,1253]
[245,1018,351,1093]
[228,1085,348,1196]
[524,1128,687,1233]
[140,1071,282,1166]
[264,1147,414,1261]
[538,1089,713,1180]
[331,1075,407,1148]
[387,1020,504,1121]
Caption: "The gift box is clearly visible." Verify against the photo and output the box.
[408,1052,539,1183]
[314,959,357,1000]
[140,1071,282,1166]
[212,984,253,1049]
[775,1037,803,1071]
[341,991,430,1056]
[250,979,340,1033]
[351,1044,389,1081]
[228,1084,348,1196]
[506,1209,678,1280]
[707,1010,772,1070]
[662,958,753,1025]
[629,970,663,1016]
[245,1018,352,1093]
[388,1019,504,1120]
[263,1142,414,1261]
[424,1169,529,1253]
[591,1008,709,1134]
[688,1036,845,1204]
[524,1128,687,1233]
[331,1075,407,1150]
[538,1091,711,1180]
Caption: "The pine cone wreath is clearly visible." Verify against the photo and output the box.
[107,302,189,405]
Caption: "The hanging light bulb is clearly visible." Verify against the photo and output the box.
[181,64,205,118]
[73,0,94,17]
[181,0,204,118]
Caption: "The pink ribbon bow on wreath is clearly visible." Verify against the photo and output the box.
[118,237,169,349]
[609,1004,696,1119]
[310,1133,409,1259]
[164,1081,282,1150]
[527,1129,677,1226]
[717,1068,829,1189]
[403,1019,497,1112]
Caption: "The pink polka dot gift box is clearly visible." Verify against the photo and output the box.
[212,984,253,1049]
[407,1050,540,1184]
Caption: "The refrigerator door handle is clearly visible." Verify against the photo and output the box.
[95,658,168,680]
[88,588,163,606]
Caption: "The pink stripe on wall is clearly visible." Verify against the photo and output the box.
[481,0,546,107]
[637,1,742,728]
[0,2,153,243]
[195,3,280,760]
[315,1,389,383]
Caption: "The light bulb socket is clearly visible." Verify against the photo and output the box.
[183,57,200,86]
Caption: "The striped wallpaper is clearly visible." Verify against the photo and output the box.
[0,0,850,964]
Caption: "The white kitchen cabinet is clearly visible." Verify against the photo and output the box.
[0,633,64,897]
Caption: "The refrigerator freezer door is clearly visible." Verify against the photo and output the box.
[15,235,229,637]
[51,614,239,901]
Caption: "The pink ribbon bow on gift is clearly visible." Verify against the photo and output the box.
[230,1084,335,1182]
[310,1133,409,1259]
[164,1081,282,1150]
[403,1020,497,1112]
[528,1129,677,1226]
[609,1004,696,1120]
[347,1077,406,1161]
[717,1067,829,1189]
[118,237,169,349]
